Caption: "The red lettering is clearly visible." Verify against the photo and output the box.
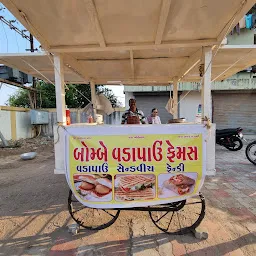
[131,148,137,162]
[73,147,84,161]
[187,146,198,160]
[122,148,131,162]
[111,141,163,163]
[165,141,199,162]
[152,140,163,161]
[81,141,89,161]
[147,147,152,161]
[112,148,121,162]
[166,140,175,163]
[176,146,186,161]
[90,148,96,160]
[98,141,108,161]
[137,147,147,161]
[74,140,108,162]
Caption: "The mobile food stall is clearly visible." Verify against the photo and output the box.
[1,0,255,234]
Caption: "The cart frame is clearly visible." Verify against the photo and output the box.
[53,47,215,235]
[3,0,254,236]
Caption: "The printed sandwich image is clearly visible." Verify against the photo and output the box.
[158,173,196,198]
[73,174,112,202]
[114,174,156,201]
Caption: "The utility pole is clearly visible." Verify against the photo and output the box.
[1,8,36,144]
[28,33,37,109]
[30,33,34,52]
[0,12,38,108]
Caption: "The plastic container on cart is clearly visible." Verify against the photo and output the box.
[88,115,94,123]
[66,106,71,125]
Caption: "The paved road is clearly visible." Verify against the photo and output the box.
[0,142,255,256]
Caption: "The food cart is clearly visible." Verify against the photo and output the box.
[1,0,255,234]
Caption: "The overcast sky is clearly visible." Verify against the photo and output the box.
[0,4,125,106]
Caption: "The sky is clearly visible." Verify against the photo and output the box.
[0,4,125,106]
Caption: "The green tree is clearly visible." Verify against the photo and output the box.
[8,81,122,108]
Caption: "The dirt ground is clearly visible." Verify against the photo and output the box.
[0,137,255,256]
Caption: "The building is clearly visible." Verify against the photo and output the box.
[124,73,256,133]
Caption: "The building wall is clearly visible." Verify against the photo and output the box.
[123,73,256,131]
[179,91,201,122]
[0,107,32,141]
[16,111,33,139]
[132,92,173,123]
[41,111,57,136]
[227,29,254,45]
[104,111,124,125]
[0,109,12,140]
[0,106,126,141]
[124,73,256,93]
[212,91,256,134]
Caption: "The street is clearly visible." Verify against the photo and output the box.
[0,138,255,256]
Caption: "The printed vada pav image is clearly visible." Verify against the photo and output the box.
[73,174,113,202]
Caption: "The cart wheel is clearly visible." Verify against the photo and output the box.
[68,190,120,230]
[149,193,205,235]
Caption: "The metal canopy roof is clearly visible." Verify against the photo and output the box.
[0,0,255,85]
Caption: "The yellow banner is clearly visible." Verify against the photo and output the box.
[68,133,204,207]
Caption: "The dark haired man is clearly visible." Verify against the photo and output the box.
[121,99,146,124]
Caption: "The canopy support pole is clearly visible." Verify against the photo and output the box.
[53,54,66,125]
[202,46,216,176]
[90,80,97,121]
[173,77,178,119]
[201,46,212,121]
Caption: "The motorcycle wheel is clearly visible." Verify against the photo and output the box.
[225,136,243,151]
[245,141,256,165]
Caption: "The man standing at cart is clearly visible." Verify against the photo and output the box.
[121,98,146,124]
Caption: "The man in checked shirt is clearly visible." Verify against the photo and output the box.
[121,98,146,125]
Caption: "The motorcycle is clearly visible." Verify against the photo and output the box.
[245,140,256,165]
[216,127,244,151]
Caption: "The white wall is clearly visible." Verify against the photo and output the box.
[16,112,33,139]
[104,111,124,125]
[0,107,137,141]
[0,110,11,140]
[0,108,33,141]
[179,91,201,122]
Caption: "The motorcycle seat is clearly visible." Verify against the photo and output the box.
[216,128,239,135]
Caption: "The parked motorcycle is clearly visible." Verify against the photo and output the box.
[216,127,244,151]
[245,140,256,165]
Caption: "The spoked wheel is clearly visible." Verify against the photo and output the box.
[149,193,205,235]
[68,190,120,230]
[245,141,256,165]
[225,136,243,151]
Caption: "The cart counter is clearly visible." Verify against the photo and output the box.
[53,123,215,209]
